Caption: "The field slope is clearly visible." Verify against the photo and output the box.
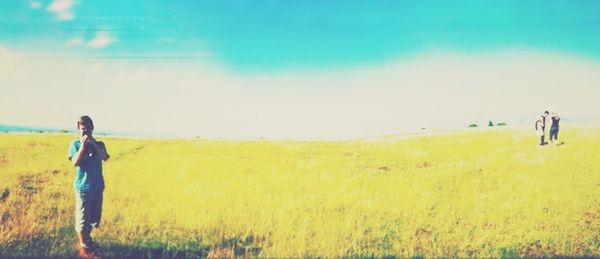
[1,128,599,257]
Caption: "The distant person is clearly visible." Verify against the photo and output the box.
[536,111,549,145]
[541,111,549,130]
[68,116,110,258]
[535,117,545,146]
[549,112,560,144]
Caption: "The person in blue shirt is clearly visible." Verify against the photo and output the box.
[549,112,560,145]
[68,116,109,258]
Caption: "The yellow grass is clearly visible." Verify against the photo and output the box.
[1,128,599,257]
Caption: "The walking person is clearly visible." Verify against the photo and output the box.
[68,116,110,258]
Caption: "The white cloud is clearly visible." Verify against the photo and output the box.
[56,11,74,20]
[30,1,42,9]
[87,32,116,49]
[1,48,599,139]
[0,46,23,70]
[0,46,21,58]
[47,0,75,21]
[66,36,84,47]
[65,32,117,48]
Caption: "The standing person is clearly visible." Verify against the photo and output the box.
[549,112,560,144]
[68,116,110,258]
[540,111,549,145]
[535,117,545,146]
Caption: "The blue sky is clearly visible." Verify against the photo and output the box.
[1,1,599,138]
[2,0,600,71]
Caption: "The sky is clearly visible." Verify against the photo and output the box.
[1,0,599,139]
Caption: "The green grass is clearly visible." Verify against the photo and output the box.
[1,128,599,257]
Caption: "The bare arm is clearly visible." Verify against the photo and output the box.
[88,137,110,161]
[72,136,89,166]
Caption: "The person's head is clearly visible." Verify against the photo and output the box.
[77,116,94,137]
[543,111,549,116]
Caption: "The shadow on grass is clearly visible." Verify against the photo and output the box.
[86,236,264,258]
[97,243,209,259]
[1,234,264,258]
[1,239,210,259]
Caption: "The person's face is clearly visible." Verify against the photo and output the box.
[77,122,93,137]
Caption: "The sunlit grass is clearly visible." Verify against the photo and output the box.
[1,128,599,257]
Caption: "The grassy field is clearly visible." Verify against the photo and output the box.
[0,128,599,258]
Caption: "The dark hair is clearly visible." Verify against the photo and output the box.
[77,115,94,129]
[544,111,549,115]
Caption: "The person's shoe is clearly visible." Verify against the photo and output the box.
[78,246,100,259]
